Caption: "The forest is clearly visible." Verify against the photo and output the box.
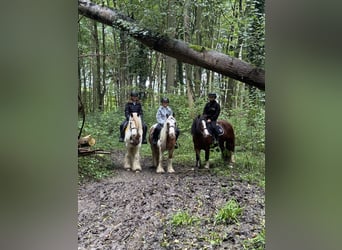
[78,0,265,248]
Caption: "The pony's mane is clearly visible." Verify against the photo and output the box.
[191,115,205,135]
[125,112,143,145]
[131,112,142,129]
[160,115,176,143]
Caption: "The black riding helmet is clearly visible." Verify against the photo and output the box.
[161,97,169,103]
[208,93,217,98]
[130,91,139,97]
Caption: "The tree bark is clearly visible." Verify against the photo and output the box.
[78,0,265,91]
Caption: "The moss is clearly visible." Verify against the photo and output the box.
[189,44,210,52]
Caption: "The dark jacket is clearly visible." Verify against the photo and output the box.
[203,100,220,121]
[124,101,144,120]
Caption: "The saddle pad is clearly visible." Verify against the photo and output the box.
[217,125,224,136]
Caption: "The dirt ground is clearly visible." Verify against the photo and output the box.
[78,149,265,250]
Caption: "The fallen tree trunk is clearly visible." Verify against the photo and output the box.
[78,0,265,90]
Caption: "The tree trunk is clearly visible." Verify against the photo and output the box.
[92,20,100,111]
[165,0,177,93]
[78,0,265,91]
[100,15,106,111]
[183,0,194,108]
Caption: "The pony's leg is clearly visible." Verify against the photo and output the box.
[195,148,201,168]
[156,147,165,173]
[167,149,175,173]
[229,152,235,168]
[124,151,131,170]
[219,140,227,161]
[132,147,142,172]
[204,148,210,169]
[151,146,158,167]
[151,146,155,166]
[225,139,235,167]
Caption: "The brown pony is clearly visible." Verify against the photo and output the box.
[149,115,177,173]
[191,115,235,169]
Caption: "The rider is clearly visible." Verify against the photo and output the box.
[202,92,221,146]
[119,91,147,144]
[151,97,180,147]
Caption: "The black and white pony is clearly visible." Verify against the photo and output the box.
[149,115,177,173]
[124,112,143,172]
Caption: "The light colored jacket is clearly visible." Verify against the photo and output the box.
[156,106,173,125]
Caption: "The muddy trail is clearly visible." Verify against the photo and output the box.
[78,149,265,249]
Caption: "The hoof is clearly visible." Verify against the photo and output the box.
[156,168,165,174]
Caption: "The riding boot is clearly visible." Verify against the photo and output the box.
[141,124,147,144]
[119,121,127,142]
[119,129,124,142]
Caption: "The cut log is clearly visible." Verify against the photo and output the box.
[78,135,96,148]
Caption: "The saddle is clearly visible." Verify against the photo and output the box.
[207,122,224,136]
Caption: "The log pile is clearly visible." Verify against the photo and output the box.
[78,135,111,156]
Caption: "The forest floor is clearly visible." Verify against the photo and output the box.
[78,149,265,250]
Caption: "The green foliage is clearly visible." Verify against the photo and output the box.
[78,111,120,182]
[243,228,265,250]
[206,231,224,246]
[170,210,200,227]
[78,156,114,182]
[189,44,208,52]
[227,93,265,153]
[214,199,243,224]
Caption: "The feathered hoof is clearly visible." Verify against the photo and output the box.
[167,168,175,173]
[156,167,165,174]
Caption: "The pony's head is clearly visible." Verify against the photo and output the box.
[164,115,176,138]
[191,115,210,137]
[159,115,177,150]
[125,112,142,145]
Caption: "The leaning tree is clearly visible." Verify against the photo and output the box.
[78,0,265,91]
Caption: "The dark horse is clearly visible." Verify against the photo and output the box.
[191,115,235,169]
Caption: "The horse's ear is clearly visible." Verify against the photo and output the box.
[130,113,133,117]
[166,114,169,118]
[172,112,175,118]
[197,115,200,119]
